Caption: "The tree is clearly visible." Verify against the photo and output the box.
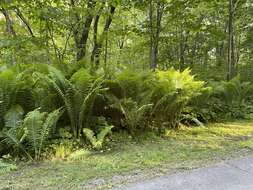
[149,0,165,70]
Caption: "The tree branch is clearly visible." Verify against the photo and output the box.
[14,7,35,37]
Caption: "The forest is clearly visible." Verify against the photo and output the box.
[1,0,253,189]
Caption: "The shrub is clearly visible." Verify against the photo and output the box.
[190,76,253,122]
[83,118,113,150]
[1,106,63,160]
[35,66,107,139]
[0,67,39,132]
[116,69,154,101]
[151,68,205,129]
[111,98,152,135]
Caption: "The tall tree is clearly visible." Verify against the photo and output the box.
[149,0,164,70]
[227,0,236,80]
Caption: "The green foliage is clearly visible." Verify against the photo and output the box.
[0,69,19,127]
[0,63,251,162]
[35,66,107,139]
[4,105,24,129]
[215,76,253,105]
[48,140,79,160]
[24,108,64,160]
[111,98,152,134]
[151,68,205,128]
[1,123,30,159]
[1,107,63,160]
[190,76,253,122]
[0,67,37,130]
[116,69,154,101]
[0,0,253,167]
[83,122,114,150]
[67,149,91,161]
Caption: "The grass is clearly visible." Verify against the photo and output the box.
[1,120,253,190]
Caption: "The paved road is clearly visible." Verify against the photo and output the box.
[113,156,253,190]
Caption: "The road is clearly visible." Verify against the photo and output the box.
[113,156,253,190]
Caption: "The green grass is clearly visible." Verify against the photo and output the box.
[1,120,253,190]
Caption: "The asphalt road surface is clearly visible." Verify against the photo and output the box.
[113,156,253,190]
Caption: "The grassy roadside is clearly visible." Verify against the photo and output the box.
[1,120,253,190]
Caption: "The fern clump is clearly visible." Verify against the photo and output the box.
[83,118,113,150]
[1,106,63,160]
[116,69,154,101]
[190,76,253,122]
[151,68,205,128]
[110,98,152,134]
[35,66,107,139]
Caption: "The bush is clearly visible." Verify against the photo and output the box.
[34,66,107,139]
[151,68,206,129]
[1,63,252,162]
[1,106,63,160]
[116,69,154,101]
[190,76,253,122]
[0,68,35,128]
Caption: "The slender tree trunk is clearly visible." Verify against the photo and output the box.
[76,0,96,61]
[149,0,164,70]
[91,12,101,65]
[14,8,34,37]
[227,0,236,80]
[1,8,16,36]
[179,29,189,71]
[149,0,155,70]
[70,0,81,51]
[91,6,116,68]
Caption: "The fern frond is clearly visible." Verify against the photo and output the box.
[2,127,32,160]
[83,128,96,147]
[4,105,24,128]
[97,125,114,143]
[23,109,45,160]
[38,107,64,157]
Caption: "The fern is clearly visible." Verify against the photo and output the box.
[116,69,154,101]
[68,149,91,161]
[24,108,63,160]
[83,125,113,150]
[78,77,108,135]
[216,76,253,105]
[151,68,205,128]
[23,109,45,160]
[111,97,152,134]
[35,66,107,139]
[38,108,64,158]
[2,126,31,160]
[4,105,24,129]
[1,105,32,159]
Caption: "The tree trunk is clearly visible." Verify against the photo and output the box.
[76,0,96,61]
[91,6,116,68]
[149,0,164,70]
[1,8,16,36]
[149,0,155,70]
[15,8,34,37]
[227,0,236,80]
